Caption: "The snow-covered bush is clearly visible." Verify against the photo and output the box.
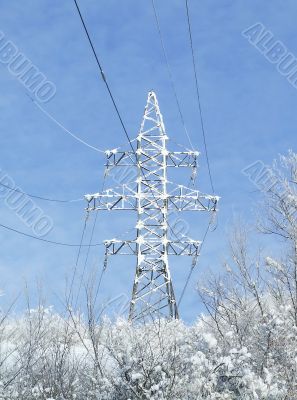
[0,307,291,399]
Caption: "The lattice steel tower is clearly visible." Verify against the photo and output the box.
[85,91,218,322]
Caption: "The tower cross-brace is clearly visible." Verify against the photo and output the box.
[85,91,218,322]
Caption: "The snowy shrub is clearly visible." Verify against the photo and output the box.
[0,307,291,399]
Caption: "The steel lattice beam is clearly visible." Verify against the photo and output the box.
[105,150,199,168]
[85,185,218,212]
[103,239,201,257]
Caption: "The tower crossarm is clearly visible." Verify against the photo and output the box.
[167,185,219,212]
[105,150,199,168]
[104,239,201,256]
[85,184,219,213]
[85,185,137,211]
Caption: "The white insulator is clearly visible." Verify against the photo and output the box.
[188,150,200,156]
[138,254,145,263]
[105,148,118,156]
[136,236,145,244]
[136,221,144,229]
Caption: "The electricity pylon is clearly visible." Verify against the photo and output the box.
[85,91,218,323]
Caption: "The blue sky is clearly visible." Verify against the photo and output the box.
[0,0,295,322]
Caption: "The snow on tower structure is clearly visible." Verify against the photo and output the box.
[85,91,218,323]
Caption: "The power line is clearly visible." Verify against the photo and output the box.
[0,221,103,247]
[73,0,136,155]
[67,216,89,305]
[74,176,106,308]
[29,95,105,154]
[185,0,215,194]
[151,0,194,151]
[177,215,213,307]
[0,182,83,203]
